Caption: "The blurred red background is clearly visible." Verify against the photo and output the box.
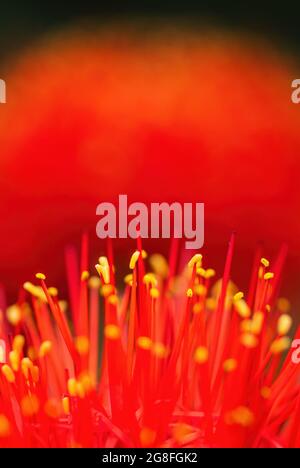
[0,25,299,306]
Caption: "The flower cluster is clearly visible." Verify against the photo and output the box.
[0,235,299,448]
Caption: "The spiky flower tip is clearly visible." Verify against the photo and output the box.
[0,234,299,448]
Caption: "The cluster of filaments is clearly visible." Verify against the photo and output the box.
[0,238,299,448]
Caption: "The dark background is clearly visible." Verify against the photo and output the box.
[1,1,300,60]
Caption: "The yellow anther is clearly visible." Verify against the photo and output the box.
[193,303,203,314]
[141,250,148,259]
[95,264,110,285]
[79,373,94,393]
[21,357,33,379]
[21,357,33,369]
[223,358,237,373]
[206,297,216,310]
[44,399,62,419]
[265,304,271,313]
[124,274,133,286]
[186,288,193,298]
[140,427,156,447]
[81,270,89,281]
[67,378,77,397]
[1,365,15,383]
[264,272,274,280]
[0,414,10,438]
[88,276,101,289]
[150,287,160,299]
[251,312,264,334]
[258,266,264,279]
[143,273,158,287]
[234,299,251,318]
[197,267,206,277]
[96,258,110,283]
[39,341,52,358]
[107,294,118,305]
[23,282,47,302]
[240,319,253,334]
[149,254,169,279]
[75,381,85,399]
[6,304,22,326]
[240,333,258,348]
[21,394,40,417]
[270,336,291,354]
[104,324,121,340]
[36,273,46,280]
[137,336,152,350]
[226,406,254,427]
[60,300,69,313]
[62,397,70,415]
[205,268,216,279]
[277,314,292,336]
[13,335,25,353]
[129,251,140,270]
[152,342,169,358]
[261,386,271,399]
[9,350,20,372]
[47,287,58,297]
[194,284,207,296]
[188,254,203,269]
[95,263,103,277]
[75,336,90,355]
[233,292,244,302]
[261,258,270,268]
[98,256,109,268]
[101,284,114,297]
[172,423,193,444]
[194,346,209,364]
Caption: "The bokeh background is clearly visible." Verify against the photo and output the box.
[0,1,300,311]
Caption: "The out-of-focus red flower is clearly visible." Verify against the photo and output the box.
[0,26,299,299]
